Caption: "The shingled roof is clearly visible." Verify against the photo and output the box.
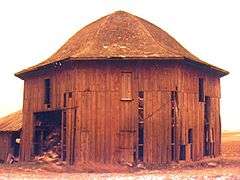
[0,111,22,132]
[16,11,228,77]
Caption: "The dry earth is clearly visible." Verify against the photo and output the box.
[0,130,240,179]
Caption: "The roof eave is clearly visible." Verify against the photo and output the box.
[15,56,184,79]
[15,56,229,79]
[183,57,229,77]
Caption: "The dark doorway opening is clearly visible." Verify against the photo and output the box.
[33,110,63,159]
[11,131,21,157]
[137,91,144,162]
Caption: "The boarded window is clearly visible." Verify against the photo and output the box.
[44,79,51,104]
[121,72,132,100]
[199,78,204,102]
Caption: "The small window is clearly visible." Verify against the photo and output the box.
[121,72,132,100]
[63,93,67,107]
[44,79,51,104]
[188,129,193,144]
[199,78,204,102]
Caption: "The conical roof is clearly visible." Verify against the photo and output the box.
[16,11,228,77]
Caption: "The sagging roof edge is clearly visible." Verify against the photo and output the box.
[15,57,229,80]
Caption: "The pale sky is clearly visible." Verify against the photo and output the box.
[0,0,239,130]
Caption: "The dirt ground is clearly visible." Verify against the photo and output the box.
[0,131,240,179]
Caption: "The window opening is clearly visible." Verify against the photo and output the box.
[44,79,51,104]
[188,129,193,144]
[63,93,67,107]
[199,78,204,102]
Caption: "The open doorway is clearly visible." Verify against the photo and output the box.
[33,110,63,160]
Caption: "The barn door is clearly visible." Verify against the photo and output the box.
[118,67,138,163]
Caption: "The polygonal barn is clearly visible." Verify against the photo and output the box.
[15,11,228,165]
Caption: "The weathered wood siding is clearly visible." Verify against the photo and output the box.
[178,64,221,161]
[0,133,12,162]
[20,61,221,165]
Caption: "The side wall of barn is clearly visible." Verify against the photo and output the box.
[72,61,179,164]
[0,133,12,162]
[20,61,221,165]
[178,64,221,162]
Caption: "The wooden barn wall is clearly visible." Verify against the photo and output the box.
[0,133,11,162]
[178,64,221,161]
[20,61,221,164]
[20,64,77,161]
[72,61,178,164]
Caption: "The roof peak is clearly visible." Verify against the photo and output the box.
[15,11,228,78]
[111,10,130,14]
